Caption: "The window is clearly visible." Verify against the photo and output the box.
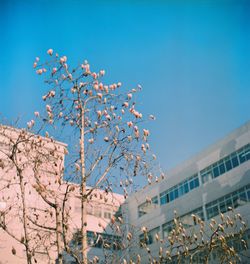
[206,185,250,219]
[104,211,112,219]
[162,222,174,238]
[159,175,198,206]
[225,157,232,171]
[231,153,239,168]
[140,227,160,245]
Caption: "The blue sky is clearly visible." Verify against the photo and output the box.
[0,0,249,171]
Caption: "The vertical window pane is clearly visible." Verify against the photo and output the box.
[213,165,219,178]
[189,179,195,190]
[231,154,239,168]
[184,182,189,193]
[174,188,179,199]
[238,151,246,163]
[169,191,174,201]
[219,162,226,174]
[225,158,232,171]
[194,177,199,188]
[179,184,184,197]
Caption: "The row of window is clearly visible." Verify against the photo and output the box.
[72,230,122,250]
[138,143,250,218]
[140,207,204,246]
[75,203,115,220]
[162,207,204,239]
[201,144,250,183]
[206,184,250,219]
[160,174,199,206]
[140,184,250,245]
[87,231,122,250]
[168,229,250,264]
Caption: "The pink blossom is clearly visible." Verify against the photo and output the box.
[127,121,133,128]
[117,82,122,87]
[104,86,109,93]
[134,130,140,138]
[33,62,37,68]
[27,120,35,129]
[143,129,149,137]
[127,93,132,100]
[104,137,109,142]
[121,109,125,114]
[52,67,57,74]
[70,120,74,126]
[49,90,55,97]
[60,56,67,64]
[99,83,104,90]
[35,57,40,62]
[100,70,105,76]
[93,84,99,90]
[123,102,129,108]
[47,49,53,56]
[34,111,39,117]
[105,115,111,121]
[97,110,102,118]
[92,72,97,79]
[46,105,51,112]
[36,69,43,75]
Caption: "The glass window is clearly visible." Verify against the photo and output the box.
[225,157,232,171]
[231,154,239,168]
[189,178,195,190]
[174,188,179,199]
[179,184,184,197]
[218,161,226,175]
[152,196,158,204]
[104,211,112,219]
[194,177,199,188]
[239,191,247,203]
[212,164,219,178]
[247,189,250,201]
[245,145,250,160]
[219,201,227,213]
[169,190,174,201]
[184,181,189,193]
[238,150,246,164]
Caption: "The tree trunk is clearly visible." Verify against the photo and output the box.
[80,108,88,264]
[19,169,32,264]
[55,202,63,264]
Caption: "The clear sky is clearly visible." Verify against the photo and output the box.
[0,0,249,171]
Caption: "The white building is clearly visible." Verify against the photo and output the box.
[124,121,250,263]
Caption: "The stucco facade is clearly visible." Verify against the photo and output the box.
[0,126,124,264]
